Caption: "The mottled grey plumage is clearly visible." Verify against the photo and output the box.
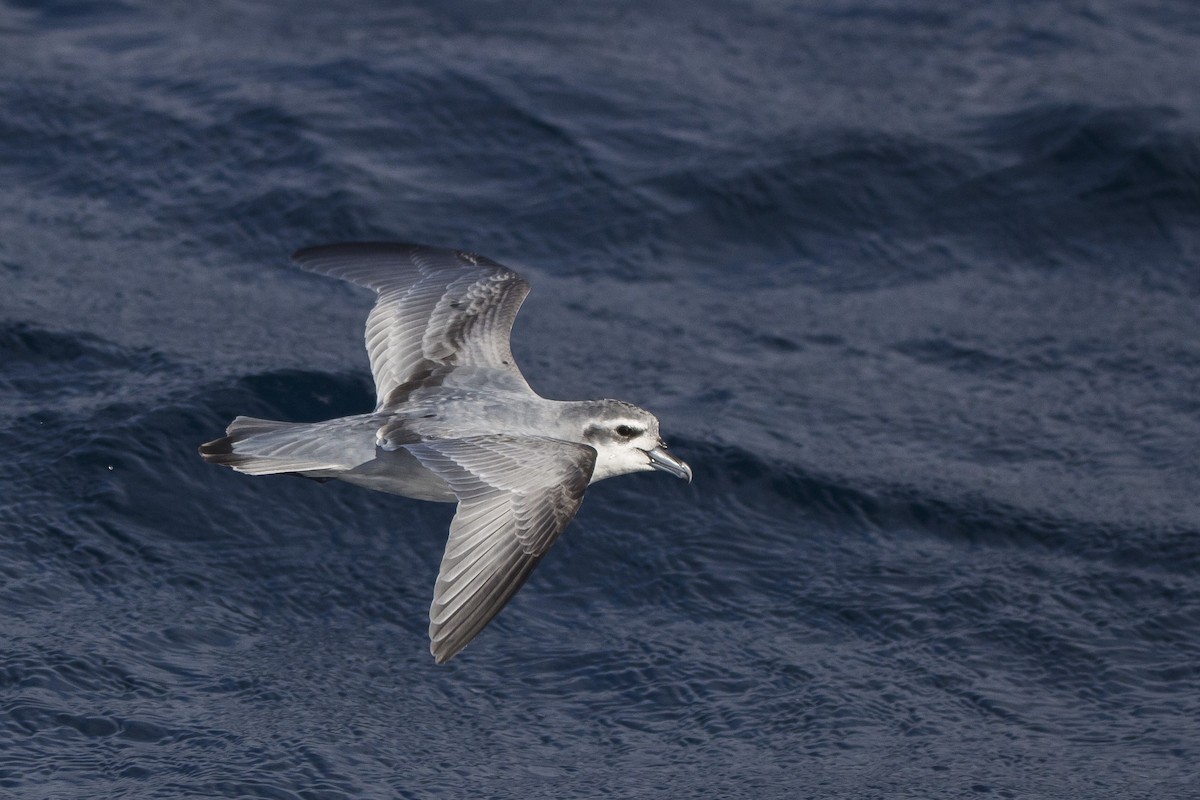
[201,242,691,663]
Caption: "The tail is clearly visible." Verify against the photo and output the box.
[199,416,354,478]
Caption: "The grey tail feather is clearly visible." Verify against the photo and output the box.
[198,416,349,477]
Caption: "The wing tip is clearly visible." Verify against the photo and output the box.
[430,636,463,665]
[292,240,499,264]
[290,241,424,268]
[289,241,514,278]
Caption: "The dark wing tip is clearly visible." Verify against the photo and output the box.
[291,241,433,266]
[289,242,517,294]
[429,570,534,666]
[290,242,506,270]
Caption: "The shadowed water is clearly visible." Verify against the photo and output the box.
[2,1,1199,797]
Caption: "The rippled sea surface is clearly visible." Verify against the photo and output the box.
[3,1,1199,797]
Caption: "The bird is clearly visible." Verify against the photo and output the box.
[199,242,692,663]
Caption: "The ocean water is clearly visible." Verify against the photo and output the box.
[2,1,1199,797]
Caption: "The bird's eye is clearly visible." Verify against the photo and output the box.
[615,424,640,438]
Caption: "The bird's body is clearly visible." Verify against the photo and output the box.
[200,243,691,662]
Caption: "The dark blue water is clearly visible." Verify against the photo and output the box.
[3,1,1199,796]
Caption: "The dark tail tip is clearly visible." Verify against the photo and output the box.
[199,435,246,466]
[199,436,231,456]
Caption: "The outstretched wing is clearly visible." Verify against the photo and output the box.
[404,435,597,663]
[292,242,533,408]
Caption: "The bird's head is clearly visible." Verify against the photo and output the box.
[580,400,692,483]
